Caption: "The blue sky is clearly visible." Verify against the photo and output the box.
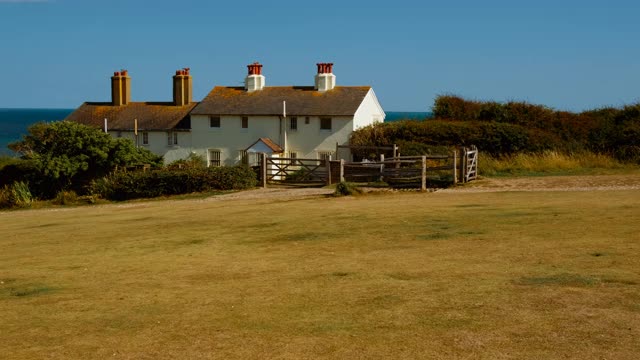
[0,0,638,111]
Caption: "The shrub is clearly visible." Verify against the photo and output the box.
[334,182,362,196]
[52,190,78,205]
[91,166,257,201]
[166,153,207,170]
[0,181,33,209]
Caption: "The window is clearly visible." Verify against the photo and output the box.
[288,151,297,164]
[167,132,178,146]
[241,116,248,129]
[238,150,248,165]
[210,116,220,128]
[320,117,332,130]
[142,132,149,145]
[289,117,298,131]
[318,151,334,160]
[305,117,310,124]
[209,150,221,167]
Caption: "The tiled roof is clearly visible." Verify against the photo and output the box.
[191,86,371,116]
[246,137,284,153]
[65,102,198,131]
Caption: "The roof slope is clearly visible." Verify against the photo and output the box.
[191,86,371,116]
[65,102,198,131]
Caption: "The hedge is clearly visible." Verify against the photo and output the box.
[91,166,257,201]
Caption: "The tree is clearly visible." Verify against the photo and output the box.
[8,121,162,197]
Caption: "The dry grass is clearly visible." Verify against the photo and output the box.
[1,188,639,359]
[480,151,636,176]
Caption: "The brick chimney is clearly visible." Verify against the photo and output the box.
[111,70,131,106]
[245,62,265,92]
[173,68,193,106]
[314,63,336,92]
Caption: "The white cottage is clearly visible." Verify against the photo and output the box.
[189,62,385,166]
[66,62,385,165]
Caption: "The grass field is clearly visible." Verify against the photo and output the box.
[1,188,639,359]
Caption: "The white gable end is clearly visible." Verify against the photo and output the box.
[353,89,385,129]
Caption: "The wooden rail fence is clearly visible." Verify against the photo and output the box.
[259,146,478,190]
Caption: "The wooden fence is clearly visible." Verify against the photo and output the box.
[258,147,478,190]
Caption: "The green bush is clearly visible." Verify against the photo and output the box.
[0,181,33,209]
[91,166,257,201]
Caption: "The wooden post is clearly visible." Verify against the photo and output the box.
[339,159,345,183]
[261,153,267,188]
[462,147,467,183]
[325,158,332,185]
[393,144,398,158]
[379,154,385,182]
[335,142,339,161]
[452,150,457,185]
[421,156,427,191]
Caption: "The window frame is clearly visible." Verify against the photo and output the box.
[320,117,332,131]
[142,132,149,145]
[209,116,221,128]
[208,149,221,167]
[289,117,298,131]
[167,131,178,146]
[317,151,334,160]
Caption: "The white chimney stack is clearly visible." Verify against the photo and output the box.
[245,62,265,92]
[314,63,336,92]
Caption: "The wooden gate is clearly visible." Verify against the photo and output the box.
[262,156,328,184]
[461,147,478,182]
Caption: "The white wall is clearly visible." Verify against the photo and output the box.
[111,130,194,164]
[189,114,355,165]
[190,114,282,166]
[353,89,386,129]
[285,116,353,158]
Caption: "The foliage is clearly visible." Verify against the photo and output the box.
[91,166,257,201]
[429,95,640,162]
[7,121,162,197]
[0,181,33,209]
[166,153,207,170]
[334,182,362,196]
[52,190,78,205]
[351,96,640,163]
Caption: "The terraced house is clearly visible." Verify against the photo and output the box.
[66,63,385,165]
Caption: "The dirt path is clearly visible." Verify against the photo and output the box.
[438,174,640,193]
[208,174,640,202]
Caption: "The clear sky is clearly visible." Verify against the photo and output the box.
[0,0,638,111]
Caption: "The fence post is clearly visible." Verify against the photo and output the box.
[452,150,457,185]
[325,158,332,185]
[421,156,427,191]
[393,144,398,158]
[261,153,267,188]
[339,159,345,183]
[460,148,466,183]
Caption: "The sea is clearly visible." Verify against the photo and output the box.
[0,109,432,156]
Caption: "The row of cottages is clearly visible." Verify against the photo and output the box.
[66,63,386,166]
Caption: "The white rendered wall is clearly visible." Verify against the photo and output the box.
[352,89,386,129]
[110,130,194,164]
[285,116,353,158]
[190,114,282,166]
[189,114,356,165]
